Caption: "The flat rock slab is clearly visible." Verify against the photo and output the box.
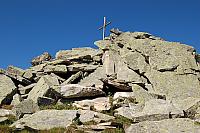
[11,110,114,130]
[0,109,15,117]
[0,74,16,105]
[125,118,200,133]
[67,64,99,72]
[59,84,105,99]
[115,99,183,122]
[73,97,111,111]
[11,110,77,130]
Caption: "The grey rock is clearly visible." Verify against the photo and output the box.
[59,84,105,99]
[0,109,15,117]
[12,99,39,119]
[125,118,200,133]
[11,94,22,106]
[67,64,99,72]
[79,67,106,87]
[61,71,83,85]
[43,65,67,74]
[31,52,51,66]
[73,97,111,111]
[37,97,56,106]
[11,110,77,130]
[27,75,59,104]
[115,99,183,122]
[56,47,100,62]
[79,110,114,123]
[23,70,34,80]
[0,74,16,105]
[18,83,36,95]
[0,117,9,123]
[101,78,132,91]
[7,65,25,77]
[110,28,122,35]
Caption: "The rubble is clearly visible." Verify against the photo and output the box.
[1,30,200,132]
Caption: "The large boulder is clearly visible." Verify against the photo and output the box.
[58,84,105,99]
[0,74,16,105]
[31,52,52,66]
[125,118,200,133]
[27,75,59,104]
[56,47,101,62]
[11,110,77,130]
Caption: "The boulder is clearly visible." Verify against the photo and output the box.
[73,97,111,111]
[11,94,22,106]
[43,65,67,74]
[58,84,105,99]
[18,83,36,95]
[61,71,83,85]
[11,110,77,130]
[67,64,99,72]
[6,66,25,77]
[125,118,200,133]
[56,47,100,62]
[31,52,51,66]
[0,74,16,105]
[115,99,183,122]
[0,109,15,117]
[79,67,106,87]
[79,110,114,123]
[27,75,59,104]
[12,99,39,119]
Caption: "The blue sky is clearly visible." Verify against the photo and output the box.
[0,0,199,69]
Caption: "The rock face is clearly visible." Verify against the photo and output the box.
[125,118,200,133]
[1,29,200,132]
[0,74,16,104]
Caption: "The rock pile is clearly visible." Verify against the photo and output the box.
[0,29,200,132]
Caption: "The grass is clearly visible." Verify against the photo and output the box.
[102,128,125,133]
[39,103,78,110]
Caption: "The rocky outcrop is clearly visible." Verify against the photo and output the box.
[1,29,200,132]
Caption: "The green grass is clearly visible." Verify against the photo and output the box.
[102,127,125,133]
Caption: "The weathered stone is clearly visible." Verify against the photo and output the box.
[43,65,67,74]
[0,74,16,105]
[11,94,22,106]
[79,110,114,123]
[73,97,111,111]
[27,75,59,103]
[12,99,39,119]
[115,99,183,122]
[23,70,34,80]
[0,109,15,117]
[67,64,99,72]
[79,67,106,87]
[50,73,66,82]
[11,110,77,130]
[7,66,25,77]
[31,52,51,66]
[0,117,9,123]
[145,69,200,102]
[56,47,100,62]
[37,97,56,106]
[110,28,122,36]
[18,83,36,95]
[61,71,83,85]
[125,118,200,133]
[101,78,132,91]
[47,59,71,66]
[113,92,136,107]
[59,84,105,99]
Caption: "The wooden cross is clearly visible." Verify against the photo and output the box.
[98,17,111,40]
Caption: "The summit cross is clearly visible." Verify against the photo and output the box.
[98,17,111,40]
